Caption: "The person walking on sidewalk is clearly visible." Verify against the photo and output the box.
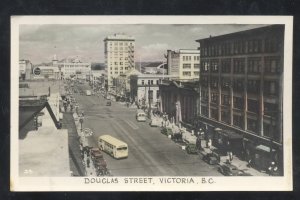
[226,141,233,163]
[86,157,90,168]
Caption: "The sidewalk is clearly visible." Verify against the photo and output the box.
[199,141,268,176]
[154,114,268,176]
[61,111,85,176]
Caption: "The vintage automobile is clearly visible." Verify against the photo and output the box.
[171,132,183,143]
[149,118,161,127]
[202,152,220,165]
[91,147,103,159]
[161,127,173,136]
[186,143,198,154]
[218,163,252,176]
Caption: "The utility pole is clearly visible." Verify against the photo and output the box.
[148,83,151,118]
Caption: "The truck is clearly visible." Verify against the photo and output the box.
[86,90,91,96]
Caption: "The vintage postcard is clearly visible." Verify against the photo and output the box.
[11,15,293,191]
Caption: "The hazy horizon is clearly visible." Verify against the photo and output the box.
[20,24,267,65]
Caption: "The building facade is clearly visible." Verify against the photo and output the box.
[130,74,178,109]
[196,25,284,172]
[90,70,106,90]
[104,34,135,89]
[167,49,200,81]
[58,58,91,80]
[31,65,60,80]
[159,80,199,124]
[19,60,32,80]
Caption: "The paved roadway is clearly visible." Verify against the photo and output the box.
[72,83,221,176]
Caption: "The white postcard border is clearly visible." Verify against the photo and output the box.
[11,15,293,191]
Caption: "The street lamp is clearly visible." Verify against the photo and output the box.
[79,115,84,132]
[148,83,151,118]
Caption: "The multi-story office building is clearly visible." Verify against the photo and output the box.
[167,49,200,81]
[104,34,135,89]
[196,25,284,172]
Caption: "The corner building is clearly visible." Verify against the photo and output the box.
[196,25,284,172]
[104,34,135,90]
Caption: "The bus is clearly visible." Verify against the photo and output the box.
[98,135,128,159]
[86,90,91,96]
[136,109,146,122]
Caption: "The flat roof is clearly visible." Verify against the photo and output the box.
[19,127,70,177]
[196,25,284,43]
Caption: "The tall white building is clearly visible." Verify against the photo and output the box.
[104,33,135,89]
[167,49,200,81]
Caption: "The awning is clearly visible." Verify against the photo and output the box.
[218,130,243,139]
[256,144,276,153]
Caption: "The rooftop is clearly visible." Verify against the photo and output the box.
[19,80,64,97]
[104,33,135,41]
[19,127,70,177]
[196,25,284,43]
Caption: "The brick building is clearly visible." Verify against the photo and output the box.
[196,25,284,173]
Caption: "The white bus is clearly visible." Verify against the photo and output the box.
[136,109,146,122]
[98,135,128,159]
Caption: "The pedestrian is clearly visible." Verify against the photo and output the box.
[86,158,90,168]
[228,151,233,162]
[207,138,212,149]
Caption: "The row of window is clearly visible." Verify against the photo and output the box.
[182,72,200,76]
[200,57,281,74]
[201,78,278,95]
[200,106,278,137]
[200,38,281,57]
[182,64,200,69]
[107,57,129,61]
[141,79,161,85]
[182,55,200,61]
[201,93,278,113]
[107,42,134,46]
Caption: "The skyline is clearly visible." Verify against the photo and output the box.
[20,24,267,65]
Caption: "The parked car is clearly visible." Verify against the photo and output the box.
[218,163,252,176]
[202,152,220,165]
[186,143,198,154]
[161,127,173,136]
[171,132,183,142]
[149,118,161,127]
[91,147,103,158]
[106,101,112,106]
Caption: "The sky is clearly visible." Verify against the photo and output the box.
[19,24,267,65]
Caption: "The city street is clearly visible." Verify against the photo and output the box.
[73,83,221,176]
